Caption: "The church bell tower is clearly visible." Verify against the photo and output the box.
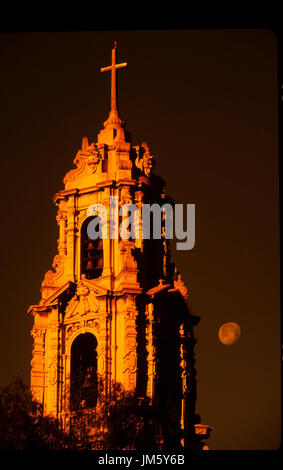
[28,43,211,449]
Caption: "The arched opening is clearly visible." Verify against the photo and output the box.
[141,210,163,288]
[81,216,103,279]
[70,333,98,411]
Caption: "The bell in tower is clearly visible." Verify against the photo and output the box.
[70,334,98,411]
[81,217,103,279]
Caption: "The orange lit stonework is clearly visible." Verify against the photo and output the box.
[28,44,211,449]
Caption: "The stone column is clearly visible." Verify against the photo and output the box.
[145,301,157,400]
[31,326,46,405]
[65,195,77,281]
[97,312,109,399]
[179,323,190,436]
[44,321,60,417]
[56,210,67,256]
[134,189,143,250]
[123,296,138,391]
[101,189,112,280]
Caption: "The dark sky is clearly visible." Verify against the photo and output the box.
[0,29,280,450]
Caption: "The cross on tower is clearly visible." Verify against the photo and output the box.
[100,41,127,112]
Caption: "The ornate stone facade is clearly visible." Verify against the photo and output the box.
[28,44,211,449]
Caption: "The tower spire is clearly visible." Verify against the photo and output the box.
[100,41,127,115]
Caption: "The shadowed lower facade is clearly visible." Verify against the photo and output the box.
[28,43,212,449]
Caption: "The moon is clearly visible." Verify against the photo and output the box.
[218,322,241,345]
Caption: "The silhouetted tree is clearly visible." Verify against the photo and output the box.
[0,376,75,450]
[69,381,182,450]
[0,377,183,450]
[96,383,159,450]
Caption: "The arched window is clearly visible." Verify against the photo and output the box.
[81,216,103,279]
[70,333,98,411]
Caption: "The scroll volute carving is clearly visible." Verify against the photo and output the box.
[63,138,102,184]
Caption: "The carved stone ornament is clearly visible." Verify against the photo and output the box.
[41,254,65,289]
[63,138,101,184]
[174,272,189,300]
[63,152,87,184]
[86,319,100,330]
[49,362,57,385]
[135,141,155,177]
[120,186,132,205]
[64,280,100,319]
[86,143,101,174]
[65,322,80,340]
[42,270,55,287]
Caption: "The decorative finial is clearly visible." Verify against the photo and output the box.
[82,136,88,150]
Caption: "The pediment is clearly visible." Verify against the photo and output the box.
[80,278,108,297]
[64,279,103,320]
[42,281,76,306]
[42,278,107,309]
